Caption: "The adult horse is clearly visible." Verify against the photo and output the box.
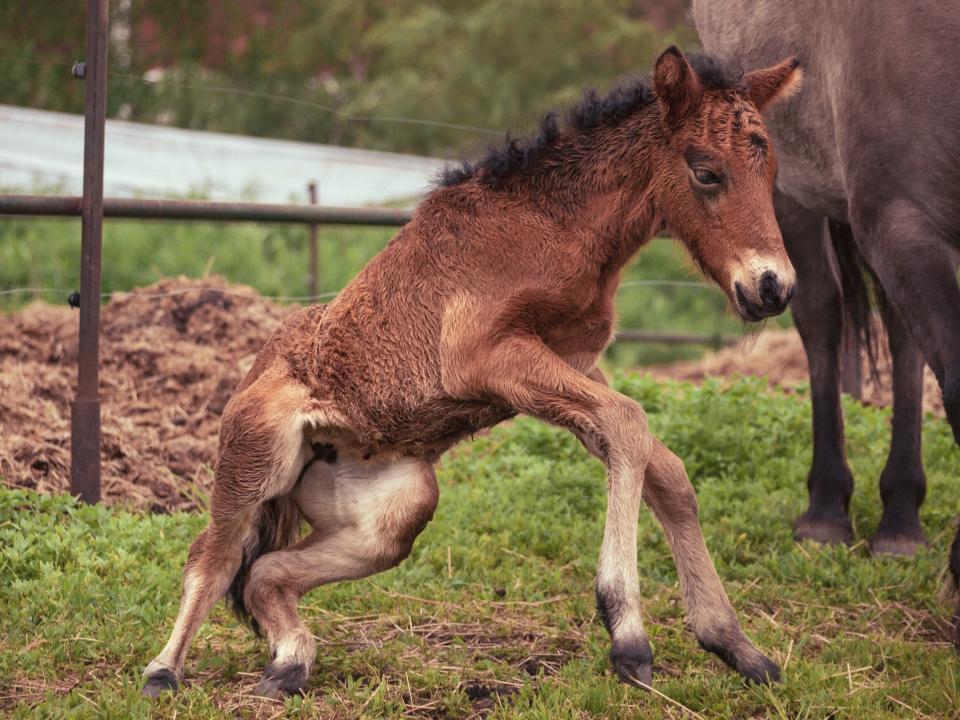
[142,47,801,698]
[694,0,960,613]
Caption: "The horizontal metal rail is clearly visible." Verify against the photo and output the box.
[0,192,741,348]
[0,194,414,226]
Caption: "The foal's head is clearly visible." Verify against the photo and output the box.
[650,47,802,321]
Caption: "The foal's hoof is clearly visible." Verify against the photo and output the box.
[142,668,179,697]
[698,635,780,685]
[610,637,654,688]
[253,662,309,699]
[793,512,853,546]
[869,531,927,557]
[734,651,780,685]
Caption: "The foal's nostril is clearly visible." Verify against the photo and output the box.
[758,271,782,310]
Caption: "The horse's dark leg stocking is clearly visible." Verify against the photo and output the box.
[869,298,928,555]
[776,194,854,543]
[643,439,779,683]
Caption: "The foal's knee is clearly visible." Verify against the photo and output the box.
[644,443,698,521]
[591,397,651,468]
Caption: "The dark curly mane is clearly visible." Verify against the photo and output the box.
[437,53,744,189]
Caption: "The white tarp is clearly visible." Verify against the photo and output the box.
[0,104,447,206]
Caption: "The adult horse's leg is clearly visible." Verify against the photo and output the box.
[447,334,777,685]
[242,457,439,698]
[776,192,854,544]
[142,369,312,696]
[869,296,928,555]
[850,198,960,443]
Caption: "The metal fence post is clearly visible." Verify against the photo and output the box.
[307,181,319,299]
[71,0,109,504]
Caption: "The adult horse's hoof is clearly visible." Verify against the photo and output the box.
[869,531,927,557]
[609,637,654,688]
[253,662,309,699]
[142,668,179,697]
[793,511,853,545]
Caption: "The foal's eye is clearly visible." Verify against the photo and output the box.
[693,168,722,186]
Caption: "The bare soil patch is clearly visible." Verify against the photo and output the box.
[648,328,944,417]
[1,278,943,513]
[0,276,291,512]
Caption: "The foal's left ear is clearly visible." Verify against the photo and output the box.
[744,57,803,112]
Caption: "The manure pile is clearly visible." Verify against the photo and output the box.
[0,277,291,511]
[1,278,943,513]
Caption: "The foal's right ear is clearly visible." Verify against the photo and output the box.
[653,46,703,122]
[745,57,803,112]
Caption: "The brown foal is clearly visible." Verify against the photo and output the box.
[143,47,802,699]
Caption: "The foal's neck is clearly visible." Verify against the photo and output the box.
[501,105,665,259]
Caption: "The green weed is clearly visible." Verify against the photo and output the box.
[1,376,956,718]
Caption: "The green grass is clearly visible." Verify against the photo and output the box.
[0,216,788,367]
[2,376,957,718]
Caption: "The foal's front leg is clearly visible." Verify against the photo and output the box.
[449,335,777,686]
[643,439,779,683]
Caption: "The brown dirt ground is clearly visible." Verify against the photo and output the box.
[0,276,291,512]
[0,277,943,513]
[647,327,945,417]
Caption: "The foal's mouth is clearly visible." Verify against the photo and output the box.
[734,281,775,322]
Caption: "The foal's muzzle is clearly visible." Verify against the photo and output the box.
[734,270,796,322]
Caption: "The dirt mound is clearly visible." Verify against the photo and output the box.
[1,282,945,513]
[0,277,292,512]
[648,328,945,417]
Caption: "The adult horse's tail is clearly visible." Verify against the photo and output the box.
[830,222,881,383]
[226,496,303,636]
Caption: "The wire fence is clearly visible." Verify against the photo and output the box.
[0,278,712,301]
[0,9,757,505]
[0,54,501,138]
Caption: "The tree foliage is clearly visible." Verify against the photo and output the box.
[1,0,694,156]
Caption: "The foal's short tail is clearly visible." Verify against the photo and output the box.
[226,496,303,636]
[831,224,881,381]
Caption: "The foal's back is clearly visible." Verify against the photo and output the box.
[268,183,616,456]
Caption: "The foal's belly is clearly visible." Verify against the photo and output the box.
[309,396,518,461]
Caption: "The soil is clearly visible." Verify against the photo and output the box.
[0,277,944,513]
[647,327,945,417]
[0,277,291,512]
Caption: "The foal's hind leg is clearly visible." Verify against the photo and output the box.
[143,370,312,696]
[244,456,439,698]
[142,514,253,696]
[869,297,928,556]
